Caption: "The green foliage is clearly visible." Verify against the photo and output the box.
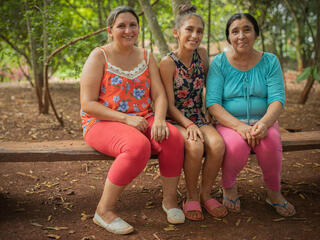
[296,66,320,83]
[296,67,312,82]
[0,0,319,81]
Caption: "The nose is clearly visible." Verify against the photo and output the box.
[124,27,130,33]
[239,31,245,38]
[191,31,198,38]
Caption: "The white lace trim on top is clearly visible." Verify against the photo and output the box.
[98,48,150,79]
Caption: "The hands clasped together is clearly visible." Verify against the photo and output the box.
[125,115,169,142]
[236,121,268,147]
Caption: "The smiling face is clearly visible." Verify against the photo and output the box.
[108,12,139,47]
[175,16,204,51]
[228,17,257,54]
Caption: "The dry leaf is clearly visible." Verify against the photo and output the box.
[153,233,161,240]
[297,181,308,185]
[31,222,43,227]
[81,212,93,221]
[163,224,176,231]
[47,234,60,239]
[272,217,285,222]
[145,201,155,209]
[235,219,241,226]
[16,172,38,180]
[42,226,68,230]
[299,193,306,199]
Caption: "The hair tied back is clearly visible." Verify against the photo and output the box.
[178,4,197,16]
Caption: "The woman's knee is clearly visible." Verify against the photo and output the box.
[185,139,204,159]
[205,134,225,157]
[123,135,151,161]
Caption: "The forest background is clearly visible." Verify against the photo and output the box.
[0,1,320,240]
[0,0,319,125]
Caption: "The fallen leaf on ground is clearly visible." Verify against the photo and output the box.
[81,212,93,221]
[42,226,68,230]
[164,224,176,231]
[153,233,161,240]
[235,219,241,226]
[273,218,285,222]
[48,234,60,239]
[31,222,43,227]
[16,172,38,180]
[145,201,155,209]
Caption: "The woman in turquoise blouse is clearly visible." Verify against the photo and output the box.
[206,13,296,217]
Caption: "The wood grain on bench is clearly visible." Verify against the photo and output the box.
[0,131,319,163]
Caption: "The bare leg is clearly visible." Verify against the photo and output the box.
[175,125,204,220]
[200,125,227,217]
[162,176,180,209]
[95,179,126,223]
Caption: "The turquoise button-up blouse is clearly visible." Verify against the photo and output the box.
[206,52,285,125]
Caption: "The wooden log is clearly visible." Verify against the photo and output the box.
[0,131,319,163]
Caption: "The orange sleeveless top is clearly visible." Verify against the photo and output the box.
[80,47,153,136]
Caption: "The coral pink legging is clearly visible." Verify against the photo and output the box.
[216,122,282,191]
[84,116,184,186]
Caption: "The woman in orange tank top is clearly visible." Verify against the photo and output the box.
[80,6,185,235]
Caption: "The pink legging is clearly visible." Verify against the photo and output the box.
[216,122,282,191]
[84,116,184,186]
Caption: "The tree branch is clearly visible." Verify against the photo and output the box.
[0,33,32,67]
[44,27,107,126]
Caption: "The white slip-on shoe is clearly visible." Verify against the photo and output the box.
[162,204,185,224]
[93,212,134,235]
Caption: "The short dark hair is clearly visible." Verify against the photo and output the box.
[225,13,259,44]
[107,6,139,28]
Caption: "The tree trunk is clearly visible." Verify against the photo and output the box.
[42,0,49,114]
[127,0,136,8]
[97,0,104,29]
[170,0,191,20]
[138,0,169,57]
[207,0,211,57]
[298,1,320,104]
[298,76,315,104]
[25,0,44,113]
[283,0,303,72]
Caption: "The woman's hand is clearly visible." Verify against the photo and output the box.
[151,119,169,142]
[235,123,257,147]
[125,115,148,131]
[187,124,204,142]
[251,121,268,140]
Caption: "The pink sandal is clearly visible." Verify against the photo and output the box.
[203,198,228,218]
[182,201,204,221]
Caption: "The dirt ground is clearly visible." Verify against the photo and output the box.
[0,73,320,240]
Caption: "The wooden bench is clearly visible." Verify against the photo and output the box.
[0,131,319,162]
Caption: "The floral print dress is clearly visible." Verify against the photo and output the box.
[168,50,209,127]
[81,47,153,136]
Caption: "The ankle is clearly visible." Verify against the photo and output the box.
[162,196,178,209]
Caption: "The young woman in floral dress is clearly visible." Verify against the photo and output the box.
[160,4,227,221]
